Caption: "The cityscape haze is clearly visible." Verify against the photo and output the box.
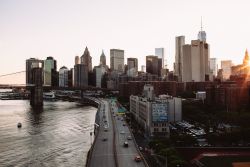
[1,0,250,84]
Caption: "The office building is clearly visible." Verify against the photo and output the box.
[100,50,106,66]
[81,47,92,72]
[198,19,207,42]
[75,56,80,65]
[110,49,124,72]
[74,64,88,87]
[146,55,159,76]
[181,40,210,82]
[127,58,138,77]
[141,65,146,72]
[231,49,250,78]
[130,84,182,137]
[174,36,185,81]
[68,68,73,87]
[26,58,43,84]
[155,48,164,68]
[44,57,57,86]
[59,66,69,87]
[221,60,232,80]
[94,66,106,88]
[210,58,217,77]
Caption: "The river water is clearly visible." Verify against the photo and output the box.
[0,100,97,167]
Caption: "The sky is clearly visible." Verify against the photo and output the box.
[1,0,250,84]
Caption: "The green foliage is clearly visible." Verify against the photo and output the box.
[149,139,187,167]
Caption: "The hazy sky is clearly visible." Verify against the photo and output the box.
[1,0,250,84]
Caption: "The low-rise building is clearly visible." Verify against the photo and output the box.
[130,84,182,137]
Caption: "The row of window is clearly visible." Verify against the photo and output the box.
[153,128,168,132]
[153,123,168,127]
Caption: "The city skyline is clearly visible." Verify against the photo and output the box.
[1,0,250,84]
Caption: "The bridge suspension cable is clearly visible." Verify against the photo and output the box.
[0,71,26,78]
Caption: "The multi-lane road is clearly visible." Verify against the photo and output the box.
[88,99,147,167]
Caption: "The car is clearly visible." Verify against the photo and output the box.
[123,123,126,126]
[120,131,125,134]
[134,156,141,162]
[123,141,129,147]
[104,126,108,132]
[102,137,108,141]
[127,136,132,140]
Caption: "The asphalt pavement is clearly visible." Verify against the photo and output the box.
[89,99,116,167]
[111,101,146,167]
[89,98,146,167]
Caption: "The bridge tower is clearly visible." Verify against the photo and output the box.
[29,67,43,107]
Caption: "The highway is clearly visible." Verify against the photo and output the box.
[88,99,116,167]
[88,98,146,167]
[111,100,146,167]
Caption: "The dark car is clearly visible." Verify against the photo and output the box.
[123,141,129,147]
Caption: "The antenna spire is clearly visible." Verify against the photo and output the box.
[201,16,203,31]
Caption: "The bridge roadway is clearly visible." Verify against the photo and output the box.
[88,99,146,167]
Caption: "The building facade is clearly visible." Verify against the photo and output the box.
[130,84,182,137]
[210,58,217,78]
[94,66,106,88]
[74,64,88,87]
[127,58,138,77]
[146,55,159,76]
[81,47,92,72]
[155,48,165,68]
[43,57,57,86]
[100,50,106,66]
[26,58,44,84]
[181,40,210,82]
[221,60,232,80]
[110,49,124,73]
[59,66,69,87]
[174,36,185,82]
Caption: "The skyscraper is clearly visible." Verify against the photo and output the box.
[94,66,106,88]
[181,40,210,82]
[243,49,249,66]
[74,64,88,87]
[75,56,80,65]
[81,47,92,72]
[59,66,68,87]
[174,36,185,81]
[198,19,207,42]
[127,58,138,77]
[110,49,124,73]
[210,58,217,77]
[221,60,232,80]
[100,50,106,66]
[146,55,159,76]
[26,58,43,84]
[43,56,57,86]
[155,48,165,68]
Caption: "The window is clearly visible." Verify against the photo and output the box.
[154,128,159,132]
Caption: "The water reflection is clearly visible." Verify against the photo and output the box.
[0,100,97,167]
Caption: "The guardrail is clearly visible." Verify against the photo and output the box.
[85,99,101,167]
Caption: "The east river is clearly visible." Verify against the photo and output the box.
[0,99,97,167]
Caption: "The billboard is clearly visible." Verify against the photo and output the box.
[152,103,168,122]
